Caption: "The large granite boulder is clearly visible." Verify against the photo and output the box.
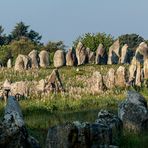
[28,50,39,68]
[135,42,148,63]
[120,44,129,64]
[118,91,148,132]
[76,42,87,65]
[107,40,120,64]
[39,50,49,68]
[14,54,31,71]
[115,66,126,87]
[66,48,76,66]
[54,50,65,68]
[103,68,115,89]
[96,43,108,64]
[46,110,122,148]
[0,96,40,148]
[96,110,122,145]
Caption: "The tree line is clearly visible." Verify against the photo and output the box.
[0,21,148,65]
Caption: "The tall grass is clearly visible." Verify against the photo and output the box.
[0,65,147,147]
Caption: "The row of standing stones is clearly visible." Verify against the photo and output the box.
[0,91,147,147]
[1,59,148,103]
[2,58,148,99]
[2,40,148,99]
[5,39,148,71]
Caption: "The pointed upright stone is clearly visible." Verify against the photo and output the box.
[120,44,128,64]
[76,42,87,65]
[66,48,76,66]
[144,58,148,79]
[39,50,49,68]
[28,50,39,69]
[54,50,65,68]
[96,43,107,64]
[115,66,126,87]
[135,42,148,63]
[107,39,120,64]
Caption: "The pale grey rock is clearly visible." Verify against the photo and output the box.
[54,50,65,68]
[39,50,49,68]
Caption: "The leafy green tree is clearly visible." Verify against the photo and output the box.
[11,22,29,40]
[9,37,39,60]
[28,29,42,44]
[0,45,12,66]
[0,25,6,46]
[44,41,66,52]
[11,22,42,45]
[0,26,4,36]
[73,32,114,52]
[118,34,144,51]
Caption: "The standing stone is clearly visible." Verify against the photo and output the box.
[39,50,49,68]
[103,68,115,89]
[118,91,148,132]
[96,110,122,145]
[76,42,87,65]
[88,51,95,64]
[96,43,107,64]
[0,96,40,148]
[135,61,141,86]
[120,44,128,64]
[128,57,137,84]
[7,59,12,68]
[66,48,75,66]
[28,50,39,68]
[86,48,95,64]
[45,69,65,93]
[11,81,29,97]
[3,79,11,90]
[128,57,142,86]
[88,71,104,93]
[35,79,46,93]
[54,50,65,68]
[14,54,31,71]
[144,58,148,79]
[115,66,126,87]
[135,42,148,63]
[107,39,120,64]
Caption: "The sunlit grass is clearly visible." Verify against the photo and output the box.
[0,65,147,147]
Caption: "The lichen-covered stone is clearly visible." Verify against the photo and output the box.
[96,44,108,64]
[39,50,49,68]
[28,50,39,68]
[54,50,65,68]
[115,66,126,87]
[118,91,148,132]
[14,54,31,71]
[76,42,87,65]
[66,48,76,66]
[108,40,120,64]
[103,68,115,89]
[46,110,121,148]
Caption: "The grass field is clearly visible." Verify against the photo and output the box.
[0,65,147,147]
